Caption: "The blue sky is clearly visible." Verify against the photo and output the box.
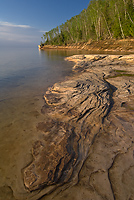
[0,0,90,47]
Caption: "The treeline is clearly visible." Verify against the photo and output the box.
[41,0,134,46]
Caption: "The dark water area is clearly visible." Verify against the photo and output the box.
[0,47,89,199]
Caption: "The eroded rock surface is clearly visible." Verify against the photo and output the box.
[23,54,134,200]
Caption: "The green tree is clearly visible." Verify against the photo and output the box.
[41,0,134,45]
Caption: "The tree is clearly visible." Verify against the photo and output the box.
[41,0,134,45]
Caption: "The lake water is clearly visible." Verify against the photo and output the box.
[0,47,86,199]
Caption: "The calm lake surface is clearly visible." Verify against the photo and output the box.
[0,47,88,199]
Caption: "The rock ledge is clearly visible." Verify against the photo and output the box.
[24,54,134,200]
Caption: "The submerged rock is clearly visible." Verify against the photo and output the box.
[23,54,134,200]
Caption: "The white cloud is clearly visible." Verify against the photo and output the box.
[0,21,43,46]
[39,30,47,33]
[0,21,31,28]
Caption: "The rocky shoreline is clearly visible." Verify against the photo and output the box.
[22,54,134,200]
[39,39,134,53]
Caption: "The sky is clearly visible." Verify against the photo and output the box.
[0,0,90,47]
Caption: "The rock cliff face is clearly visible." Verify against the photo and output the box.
[40,39,134,52]
[23,54,134,200]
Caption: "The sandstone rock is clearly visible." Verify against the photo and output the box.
[23,54,134,200]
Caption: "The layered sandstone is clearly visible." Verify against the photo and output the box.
[23,54,134,200]
[40,39,134,52]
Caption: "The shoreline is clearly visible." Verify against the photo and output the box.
[22,53,134,200]
[39,38,134,53]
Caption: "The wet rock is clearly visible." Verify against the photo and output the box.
[23,54,134,200]
[0,186,15,200]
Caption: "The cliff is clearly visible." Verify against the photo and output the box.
[39,39,134,53]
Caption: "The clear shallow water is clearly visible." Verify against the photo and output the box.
[0,47,85,199]
[0,48,77,98]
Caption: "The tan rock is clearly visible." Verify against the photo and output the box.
[23,54,134,200]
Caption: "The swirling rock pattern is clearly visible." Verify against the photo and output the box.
[23,54,134,200]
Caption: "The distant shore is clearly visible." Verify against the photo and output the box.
[39,38,134,53]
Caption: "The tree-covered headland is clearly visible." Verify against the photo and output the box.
[41,0,134,46]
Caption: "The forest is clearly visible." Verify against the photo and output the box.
[41,0,134,46]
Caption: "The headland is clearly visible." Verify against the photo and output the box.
[39,39,134,53]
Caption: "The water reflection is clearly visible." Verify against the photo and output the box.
[39,48,88,60]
